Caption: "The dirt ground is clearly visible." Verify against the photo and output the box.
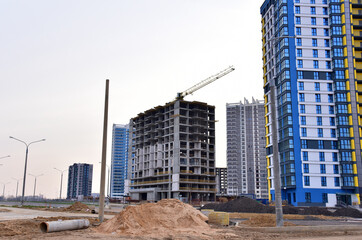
[0,214,362,239]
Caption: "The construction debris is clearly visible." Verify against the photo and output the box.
[96,199,213,238]
[64,202,92,213]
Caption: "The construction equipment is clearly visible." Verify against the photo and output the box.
[176,66,235,100]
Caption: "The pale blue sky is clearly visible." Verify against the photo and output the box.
[0,0,264,198]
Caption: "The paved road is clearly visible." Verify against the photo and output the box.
[0,206,115,221]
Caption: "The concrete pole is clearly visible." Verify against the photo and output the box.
[33,177,37,198]
[270,83,284,227]
[99,79,109,222]
[60,172,63,199]
[21,147,29,205]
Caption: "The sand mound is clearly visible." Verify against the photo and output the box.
[65,202,91,212]
[97,199,213,238]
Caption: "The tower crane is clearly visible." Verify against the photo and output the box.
[176,66,235,100]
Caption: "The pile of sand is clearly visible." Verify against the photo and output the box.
[64,202,91,212]
[97,199,214,238]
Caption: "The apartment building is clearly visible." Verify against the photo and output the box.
[67,163,93,199]
[261,0,362,206]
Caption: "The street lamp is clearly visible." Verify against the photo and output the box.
[9,136,45,206]
[12,177,22,199]
[29,173,43,198]
[54,168,67,199]
[2,182,10,199]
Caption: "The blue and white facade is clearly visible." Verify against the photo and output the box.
[110,124,129,198]
[261,0,361,207]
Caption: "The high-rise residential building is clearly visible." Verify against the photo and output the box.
[216,167,228,195]
[110,124,129,198]
[128,100,216,202]
[226,99,268,199]
[67,163,93,199]
[261,0,362,207]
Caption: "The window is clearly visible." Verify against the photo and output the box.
[312,38,318,47]
[303,151,308,161]
[296,16,301,24]
[334,177,340,187]
[312,28,317,36]
[332,152,338,162]
[311,7,316,14]
[322,0,327,4]
[340,139,351,149]
[334,59,344,68]
[324,39,330,47]
[305,192,311,203]
[304,176,310,186]
[300,104,305,113]
[304,163,309,173]
[299,93,305,102]
[332,15,341,24]
[330,117,335,126]
[296,6,301,14]
[333,37,343,46]
[329,106,334,114]
[311,17,316,25]
[297,38,302,46]
[338,116,348,125]
[296,27,301,35]
[341,152,352,161]
[298,60,303,68]
[313,60,319,69]
[337,105,347,114]
[302,139,307,148]
[299,81,304,90]
[328,94,333,103]
[334,48,343,57]
[298,71,304,79]
[343,177,354,186]
[321,177,327,186]
[313,49,318,58]
[326,61,331,69]
[310,0,315,3]
[320,164,326,174]
[335,71,345,79]
[320,152,325,161]
[332,26,342,35]
[325,50,331,58]
[318,140,324,149]
[301,128,307,137]
[326,72,332,80]
[323,18,328,26]
[301,116,306,125]
[316,105,322,114]
[336,93,347,102]
[314,72,319,80]
[315,94,321,102]
[315,82,320,91]
[327,83,333,91]
[324,29,329,36]
[331,129,336,138]
[322,193,328,203]
[331,5,341,14]
[334,165,339,174]
[323,7,328,15]
[318,128,323,137]
[297,49,303,57]
[317,116,322,125]
[335,81,346,90]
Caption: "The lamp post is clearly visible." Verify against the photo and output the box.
[12,178,22,199]
[54,168,67,199]
[29,173,43,198]
[2,182,10,199]
[266,35,295,227]
[9,136,45,206]
[99,162,110,198]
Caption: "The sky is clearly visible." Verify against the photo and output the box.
[0,0,265,199]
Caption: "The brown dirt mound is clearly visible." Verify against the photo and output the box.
[97,199,213,238]
[242,214,296,227]
[203,197,274,213]
[65,202,92,212]
[333,207,362,218]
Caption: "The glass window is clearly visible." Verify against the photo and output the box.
[326,72,332,80]
[315,94,321,102]
[321,176,327,186]
[334,165,339,174]
[297,49,303,57]
[296,16,301,24]
[303,151,308,161]
[304,163,309,173]
[330,117,335,126]
[299,81,304,90]
[334,177,340,187]
[312,38,318,47]
[329,106,334,114]
[300,104,305,113]
[314,72,319,80]
[305,192,311,202]
[301,116,306,125]
[298,59,303,68]
[320,152,325,161]
[301,127,307,137]
[298,71,304,79]
[318,140,323,149]
[327,83,333,91]
[318,128,323,137]
[323,18,328,26]
[317,116,323,125]
[328,94,333,103]
[331,129,336,138]
[324,39,330,47]
[315,82,320,91]
[332,152,338,161]
[326,61,331,69]
[313,49,318,58]
[296,6,301,14]
[299,93,305,102]
[305,176,310,186]
[322,193,328,203]
[296,27,301,35]
[316,105,322,114]
[320,164,326,173]
[297,38,302,46]
[302,139,307,148]
[313,60,319,69]
[312,28,317,36]
[311,7,316,14]
[324,29,329,36]
[311,17,316,25]
[325,50,331,58]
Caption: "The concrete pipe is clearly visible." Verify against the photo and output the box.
[40,219,90,233]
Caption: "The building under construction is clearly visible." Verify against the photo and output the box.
[127,99,217,202]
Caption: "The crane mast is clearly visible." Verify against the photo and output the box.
[176,66,235,100]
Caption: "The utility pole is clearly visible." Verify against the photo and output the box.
[54,168,67,199]
[99,79,109,223]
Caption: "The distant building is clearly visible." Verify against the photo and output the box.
[110,124,130,198]
[226,98,268,199]
[216,167,227,195]
[67,163,93,199]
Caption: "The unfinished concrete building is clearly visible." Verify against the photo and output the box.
[128,100,216,202]
[226,98,268,199]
